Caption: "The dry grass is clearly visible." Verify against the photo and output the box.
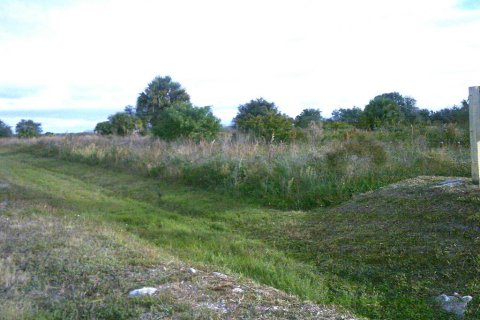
[1,129,470,210]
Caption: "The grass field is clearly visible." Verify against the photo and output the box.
[11,131,471,210]
[1,140,479,319]
[0,146,353,319]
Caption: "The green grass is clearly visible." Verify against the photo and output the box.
[1,145,479,319]
[0,183,206,319]
[0,148,341,319]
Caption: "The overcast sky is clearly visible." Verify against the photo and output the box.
[1,0,479,132]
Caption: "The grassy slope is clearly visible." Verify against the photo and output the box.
[1,146,479,319]
[0,148,352,320]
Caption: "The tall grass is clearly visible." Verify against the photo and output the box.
[6,126,470,209]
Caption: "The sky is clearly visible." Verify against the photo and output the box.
[0,0,480,133]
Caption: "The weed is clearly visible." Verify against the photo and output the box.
[2,128,470,210]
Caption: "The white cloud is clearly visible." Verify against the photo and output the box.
[0,0,479,128]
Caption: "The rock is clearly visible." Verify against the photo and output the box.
[436,293,473,318]
[188,267,197,274]
[0,183,9,189]
[232,287,244,294]
[212,272,228,279]
[128,287,158,297]
[434,179,464,188]
[198,301,228,313]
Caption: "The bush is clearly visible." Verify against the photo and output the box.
[236,111,294,142]
[94,121,113,135]
[234,98,294,142]
[294,109,323,128]
[95,110,143,136]
[108,112,143,136]
[331,107,363,125]
[362,98,404,130]
[424,124,469,147]
[325,136,388,173]
[151,103,221,141]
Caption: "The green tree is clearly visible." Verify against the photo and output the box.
[136,76,190,128]
[362,98,404,130]
[0,120,13,137]
[15,119,42,138]
[233,98,293,141]
[239,112,293,141]
[331,107,363,124]
[233,98,278,125]
[94,121,113,135]
[372,92,419,123]
[294,108,323,128]
[417,109,432,124]
[430,100,469,127]
[124,105,135,116]
[108,112,143,136]
[152,102,221,141]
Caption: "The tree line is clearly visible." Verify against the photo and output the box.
[0,119,43,138]
[331,93,469,129]
[92,75,470,141]
[0,75,470,140]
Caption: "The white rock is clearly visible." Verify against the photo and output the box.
[128,287,158,297]
[435,179,464,188]
[188,267,197,274]
[232,287,244,293]
[212,272,228,279]
[436,293,473,318]
[198,301,228,313]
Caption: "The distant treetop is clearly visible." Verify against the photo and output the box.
[15,119,42,138]
[294,108,323,128]
[135,76,190,129]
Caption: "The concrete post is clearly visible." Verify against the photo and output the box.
[469,86,480,185]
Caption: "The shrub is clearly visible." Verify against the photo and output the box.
[234,98,294,142]
[236,111,294,142]
[325,136,388,173]
[424,124,469,147]
[151,103,221,141]
[94,121,113,135]
[95,110,142,136]
[294,109,323,128]
[362,98,404,130]
[108,112,143,136]
[331,107,363,125]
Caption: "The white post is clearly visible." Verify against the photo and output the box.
[469,86,480,185]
